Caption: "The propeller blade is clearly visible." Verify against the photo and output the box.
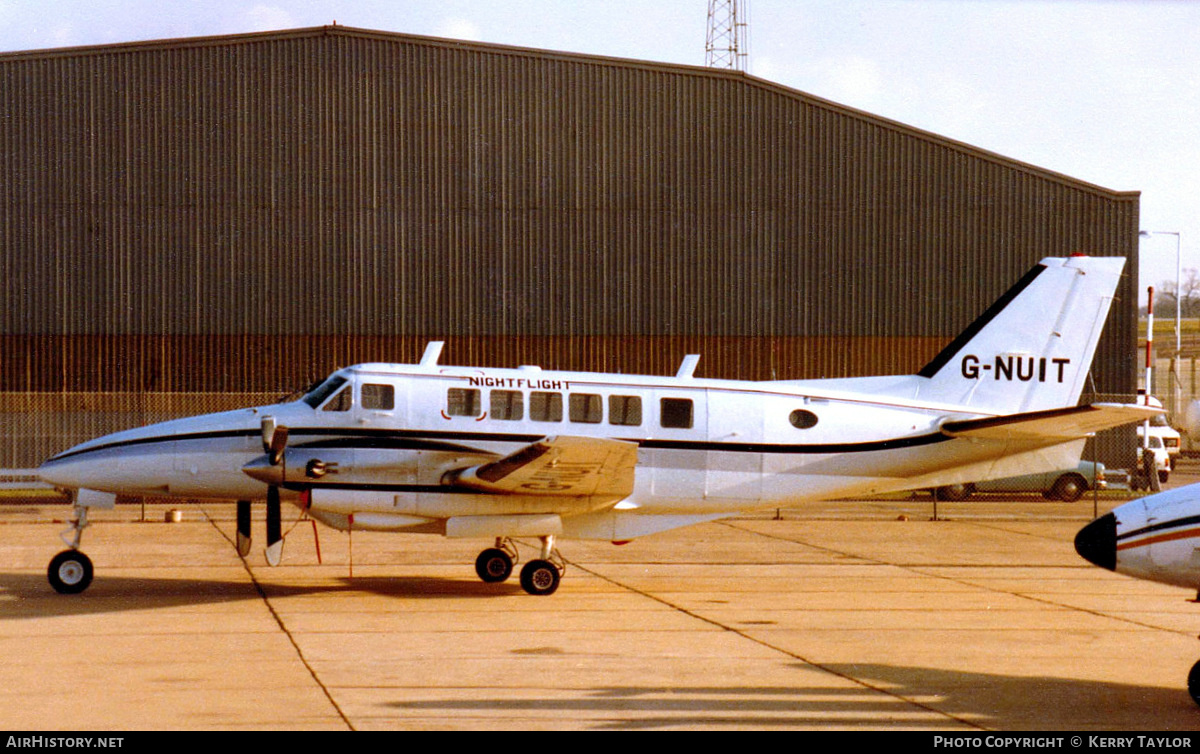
[265,539,283,567]
[269,426,289,465]
[236,499,251,557]
[261,416,277,455]
[261,416,289,465]
[265,486,283,567]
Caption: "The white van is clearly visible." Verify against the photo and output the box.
[1136,393,1182,457]
[1141,416,1182,457]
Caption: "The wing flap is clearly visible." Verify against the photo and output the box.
[449,435,638,498]
[940,403,1161,442]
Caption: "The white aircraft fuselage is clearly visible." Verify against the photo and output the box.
[1076,483,1200,704]
[42,361,1090,534]
[39,255,1157,595]
[1077,485,1200,592]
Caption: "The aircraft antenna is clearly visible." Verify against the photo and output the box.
[705,0,750,72]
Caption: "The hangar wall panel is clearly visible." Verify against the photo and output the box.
[1,27,1138,403]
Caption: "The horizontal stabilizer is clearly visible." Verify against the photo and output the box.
[940,403,1161,442]
[448,435,638,499]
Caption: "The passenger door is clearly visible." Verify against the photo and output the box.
[705,389,763,501]
[649,390,707,501]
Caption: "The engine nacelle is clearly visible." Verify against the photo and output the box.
[307,488,396,515]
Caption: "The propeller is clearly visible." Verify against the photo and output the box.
[248,415,288,567]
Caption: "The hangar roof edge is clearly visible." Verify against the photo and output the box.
[0,24,1140,200]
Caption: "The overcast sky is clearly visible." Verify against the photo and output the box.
[1,0,1195,306]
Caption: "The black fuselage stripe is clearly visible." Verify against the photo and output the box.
[45,426,952,463]
[286,482,495,495]
[1117,513,1200,542]
[45,429,261,462]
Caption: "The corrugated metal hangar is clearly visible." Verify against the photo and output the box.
[1,25,1140,466]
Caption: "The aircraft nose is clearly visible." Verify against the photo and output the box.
[1074,512,1117,571]
[38,455,81,489]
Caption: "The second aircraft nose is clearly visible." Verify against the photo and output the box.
[1074,512,1117,571]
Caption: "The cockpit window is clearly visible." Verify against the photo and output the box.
[303,376,348,409]
[323,384,352,411]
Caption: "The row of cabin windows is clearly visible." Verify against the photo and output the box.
[447,388,694,429]
[310,381,817,432]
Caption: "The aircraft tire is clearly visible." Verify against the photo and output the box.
[1188,660,1200,707]
[520,559,561,596]
[475,548,514,583]
[48,549,93,595]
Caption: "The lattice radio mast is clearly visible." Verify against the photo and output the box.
[705,0,750,72]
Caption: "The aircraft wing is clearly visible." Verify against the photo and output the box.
[448,435,639,499]
[940,403,1161,442]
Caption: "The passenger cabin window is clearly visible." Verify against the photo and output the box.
[491,390,523,421]
[569,394,603,424]
[362,383,395,411]
[447,388,481,417]
[530,391,563,422]
[609,395,642,426]
[322,384,352,412]
[660,398,693,429]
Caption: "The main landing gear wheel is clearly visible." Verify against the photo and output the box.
[517,534,565,596]
[474,538,519,584]
[475,548,515,583]
[520,559,562,596]
[48,549,93,594]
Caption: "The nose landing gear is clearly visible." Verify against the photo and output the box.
[48,549,93,594]
[48,503,93,594]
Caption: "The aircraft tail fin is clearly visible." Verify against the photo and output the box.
[916,255,1125,414]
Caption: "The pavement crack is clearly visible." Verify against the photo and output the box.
[718,519,1200,639]
[567,558,988,730]
[200,504,356,731]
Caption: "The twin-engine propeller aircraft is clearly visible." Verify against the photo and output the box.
[41,255,1155,596]
[1076,484,1200,705]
